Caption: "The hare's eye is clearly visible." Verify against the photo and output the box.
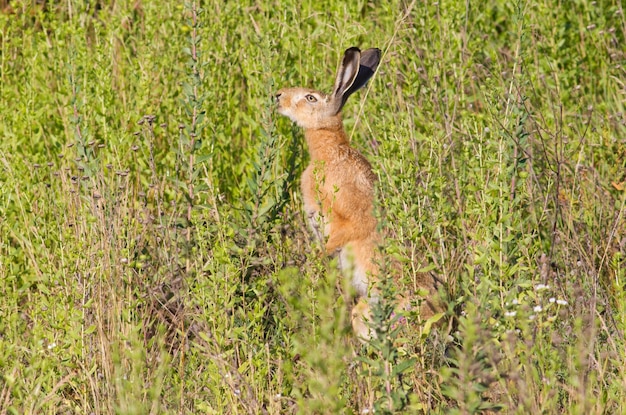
[305,94,317,103]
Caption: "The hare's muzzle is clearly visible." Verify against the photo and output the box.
[274,91,288,115]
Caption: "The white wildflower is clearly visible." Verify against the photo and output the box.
[535,284,550,291]
[504,311,517,317]
[533,305,543,313]
[557,299,568,306]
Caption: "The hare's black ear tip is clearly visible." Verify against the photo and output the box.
[345,46,361,55]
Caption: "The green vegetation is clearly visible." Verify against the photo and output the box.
[1,0,625,413]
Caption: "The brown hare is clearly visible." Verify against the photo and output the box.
[276,47,436,340]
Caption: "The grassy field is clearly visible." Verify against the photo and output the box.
[1,0,625,413]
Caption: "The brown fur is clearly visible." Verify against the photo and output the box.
[276,47,437,340]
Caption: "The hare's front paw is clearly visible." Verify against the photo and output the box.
[307,210,324,243]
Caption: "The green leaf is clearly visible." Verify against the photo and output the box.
[391,358,416,377]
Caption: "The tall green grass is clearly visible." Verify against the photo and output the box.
[1,0,625,413]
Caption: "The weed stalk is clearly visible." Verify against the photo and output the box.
[179,0,208,272]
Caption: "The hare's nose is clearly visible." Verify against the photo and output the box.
[274,92,282,101]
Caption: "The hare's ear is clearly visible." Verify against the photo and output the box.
[349,48,381,93]
[331,47,381,114]
[330,47,362,114]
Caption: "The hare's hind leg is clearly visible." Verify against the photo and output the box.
[338,239,377,297]
[351,299,373,340]
[341,238,380,341]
